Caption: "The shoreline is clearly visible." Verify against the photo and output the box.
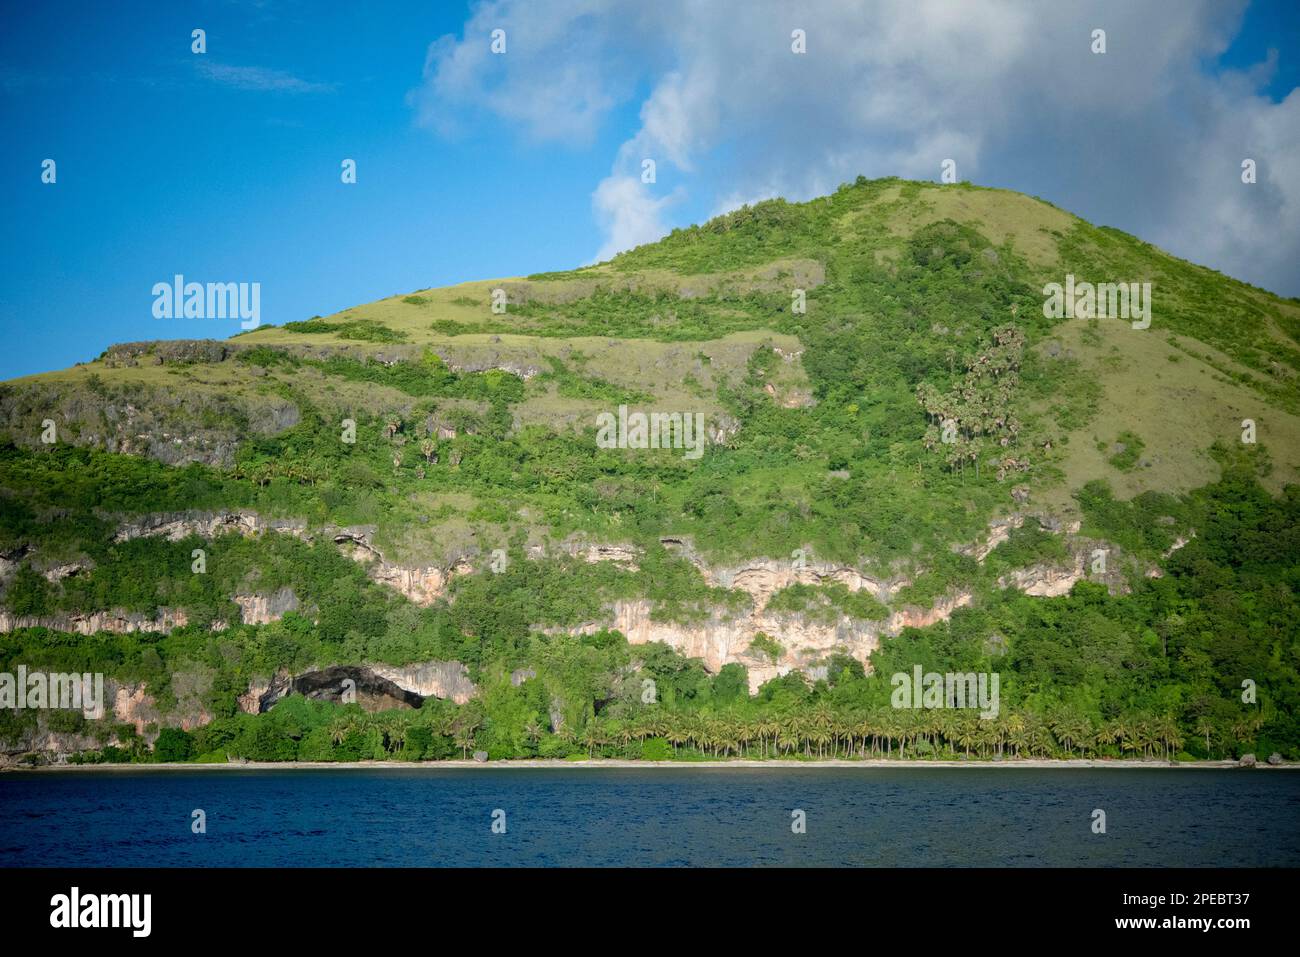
[3,757,1294,773]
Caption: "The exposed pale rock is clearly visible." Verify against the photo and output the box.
[997,554,1086,597]
[41,561,88,583]
[369,660,477,704]
[234,587,300,625]
[955,515,1026,563]
[555,585,974,695]
[0,607,188,636]
[113,510,308,544]
[111,682,161,737]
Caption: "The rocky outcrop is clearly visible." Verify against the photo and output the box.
[0,378,300,468]
[110,672,213,736]
[111,682,162,736]
[237,672,294,715]
[369,661,476,704]
[552,574,975,694]
[575,543,638,568]
[998,554,1086,597]
[40,560,90,583]
[956,515,1026,562]
[113,510,309,543]
[103,340,231,366]
[337,533,472,606]
[0,607,188,636]
[238,660,477,715]
[0,669,216,765]
[111,511,474,607]
[233,587,300,625]
[0,593,303,635]
[1163,533,1194,557]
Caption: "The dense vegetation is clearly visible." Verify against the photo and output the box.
[2,177,1298,765]
[2,454,1295,764]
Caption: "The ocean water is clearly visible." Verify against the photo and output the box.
[1,767,1297,867]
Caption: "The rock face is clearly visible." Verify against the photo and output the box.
[295,666,426,711]
[236,662,471,714]
[957,515,1026,562]
[0,670,215,765]
[0,607,188,636]
[336,533,472,606]
[114,510,309,543]
[0,592,302,635]
[998,554,1086,597]
[104,340,231,366]
[1239,753,1257,767]
[111,682,162,735]
[3,506,1140,732]
[369,661,477,705]
[233,587,300,625]
[543,549,977,694]
[111,672,214,736]
[236,660,476,715]
[109,509,462,607]
[696,555,899,605]
[0,376,300,468]
[1268,752,1283,766]
[541,517,1139,693]
[559,587,976,694]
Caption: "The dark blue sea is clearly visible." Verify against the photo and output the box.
[1,767,1297,867]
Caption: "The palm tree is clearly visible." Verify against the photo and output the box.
[1025,715,1051,758]
[777,717,801,758]
[452,712,480,759]
[383,715,411,755]
[811,723,832,759]
[329,714,359,746]
[453,725,475,760]
[1161,718,1184,760]
[859,713,876,758]
[1004,713,1026,759]
[1194,716,1215,757]
[1092,720,1118,758]
[666,720,688,755]
[955,717,979,758]
[580,721,603,758]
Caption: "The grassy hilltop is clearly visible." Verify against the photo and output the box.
[1,177,1298,765]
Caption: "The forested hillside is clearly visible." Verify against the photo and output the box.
[2,177,1297,765]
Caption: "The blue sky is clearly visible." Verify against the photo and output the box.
[1,0,1297,380]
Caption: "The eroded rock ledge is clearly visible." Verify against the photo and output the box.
[4,510,1164,726]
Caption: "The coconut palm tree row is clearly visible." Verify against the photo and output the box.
[568,707,1201,760]
[318,704,1265,761]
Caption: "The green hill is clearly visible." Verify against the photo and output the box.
[2,177,1297,766]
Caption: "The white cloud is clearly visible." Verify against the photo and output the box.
[413,0,1300,294]
[407,0,641,143]
[195,62,334,94]
[591,174,682,263]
